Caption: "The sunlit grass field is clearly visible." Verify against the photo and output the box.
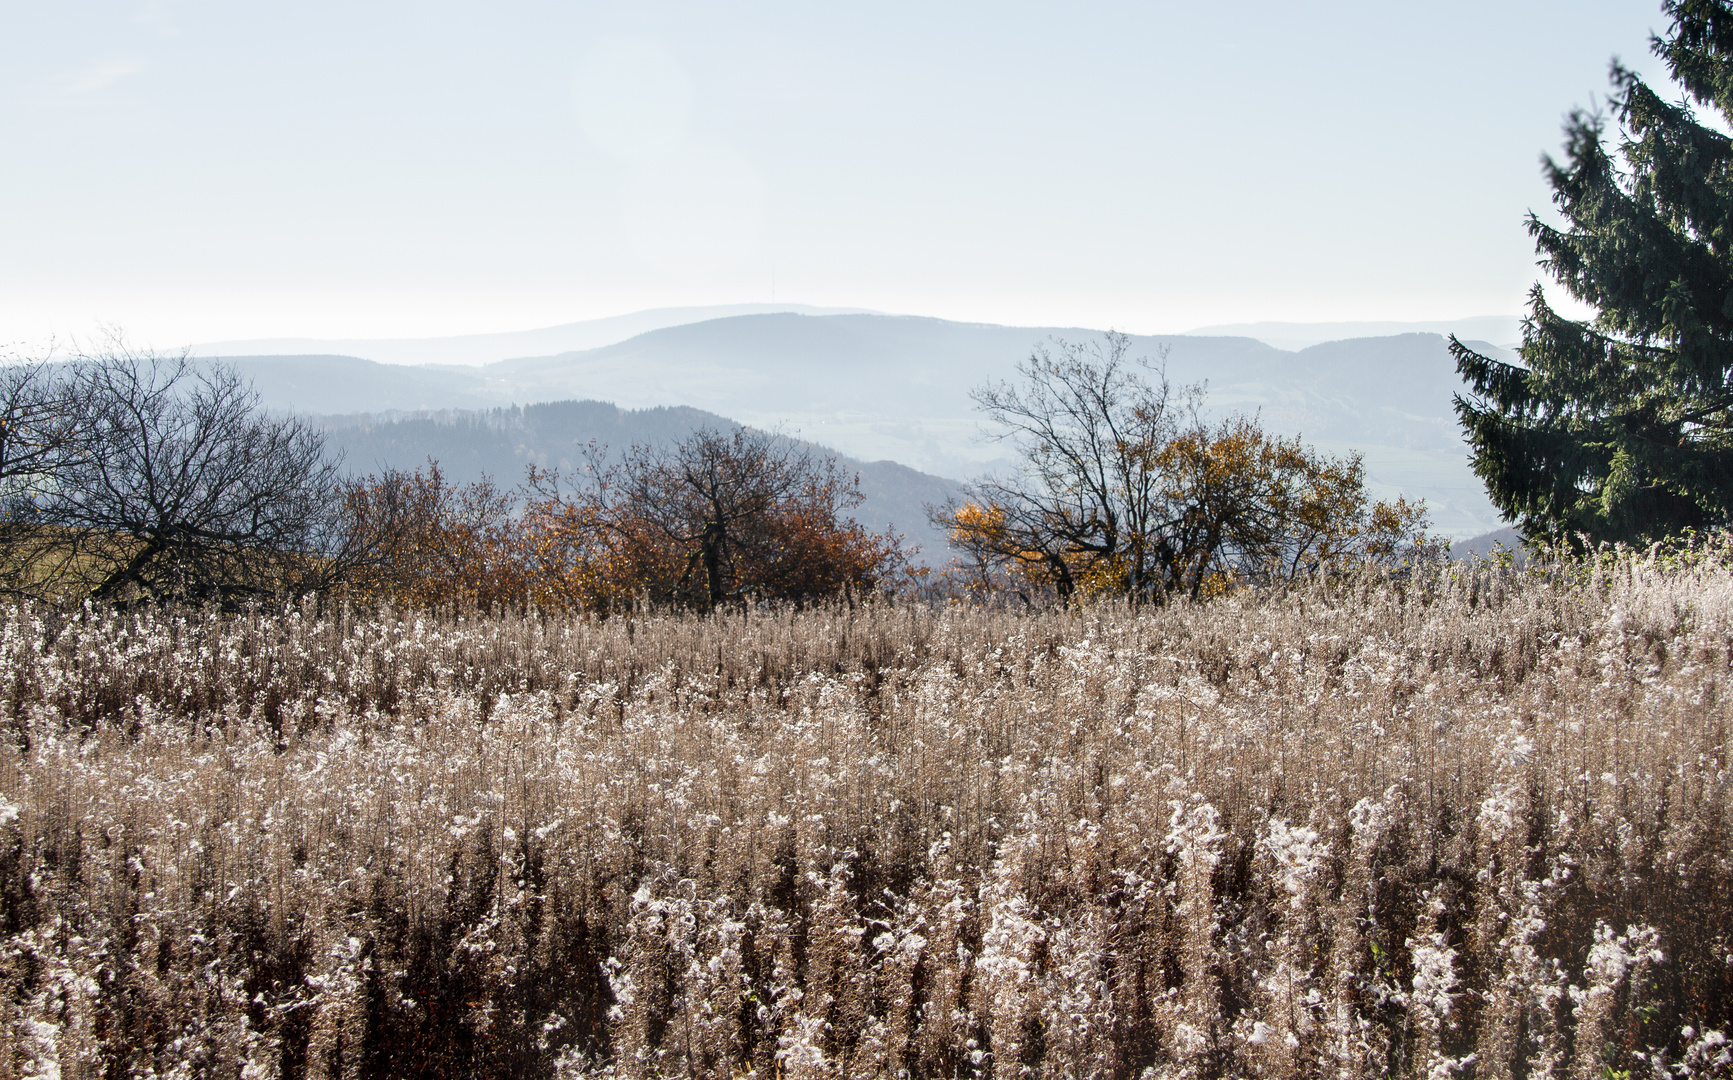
[1,556,1730,1078]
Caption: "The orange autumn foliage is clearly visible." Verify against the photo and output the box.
[336,430,909,613]
[943,417,1441,603]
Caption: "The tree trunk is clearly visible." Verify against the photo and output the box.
[701,521,725,608]
[92,532,164,602]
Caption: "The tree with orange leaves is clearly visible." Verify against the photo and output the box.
[550,428,906,610]
[337,462,530,610]
[933,333,1442,603]
[334,431,906,614]
[1156,417,1440,599]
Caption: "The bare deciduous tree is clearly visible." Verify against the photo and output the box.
[936,332,1197,601]
[0,357,89,596]
[37,349,343,604]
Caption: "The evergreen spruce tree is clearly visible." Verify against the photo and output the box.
[1453,0,1733,546]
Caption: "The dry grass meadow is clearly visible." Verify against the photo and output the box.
[1,555,1731,1078]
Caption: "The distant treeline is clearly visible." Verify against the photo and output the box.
[2,340,1451,611]
[316,401,961,561]
[0,352,914,610]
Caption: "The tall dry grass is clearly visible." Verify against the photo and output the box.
[0,557,1729,1078]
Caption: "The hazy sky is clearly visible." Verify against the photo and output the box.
[0,1,1674,347]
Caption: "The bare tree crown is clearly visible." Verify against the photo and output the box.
[0,346,342,604]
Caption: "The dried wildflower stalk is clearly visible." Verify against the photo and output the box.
[0,555,1731,1077]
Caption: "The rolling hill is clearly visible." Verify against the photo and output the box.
[199,303,873,368]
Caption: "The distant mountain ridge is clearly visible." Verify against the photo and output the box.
[220,311,1511,539]
[197,306,1522,367]
[1184,316,1524,352]
[196,303,875,367]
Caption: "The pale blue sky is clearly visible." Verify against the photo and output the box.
[0,1,1672,346]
